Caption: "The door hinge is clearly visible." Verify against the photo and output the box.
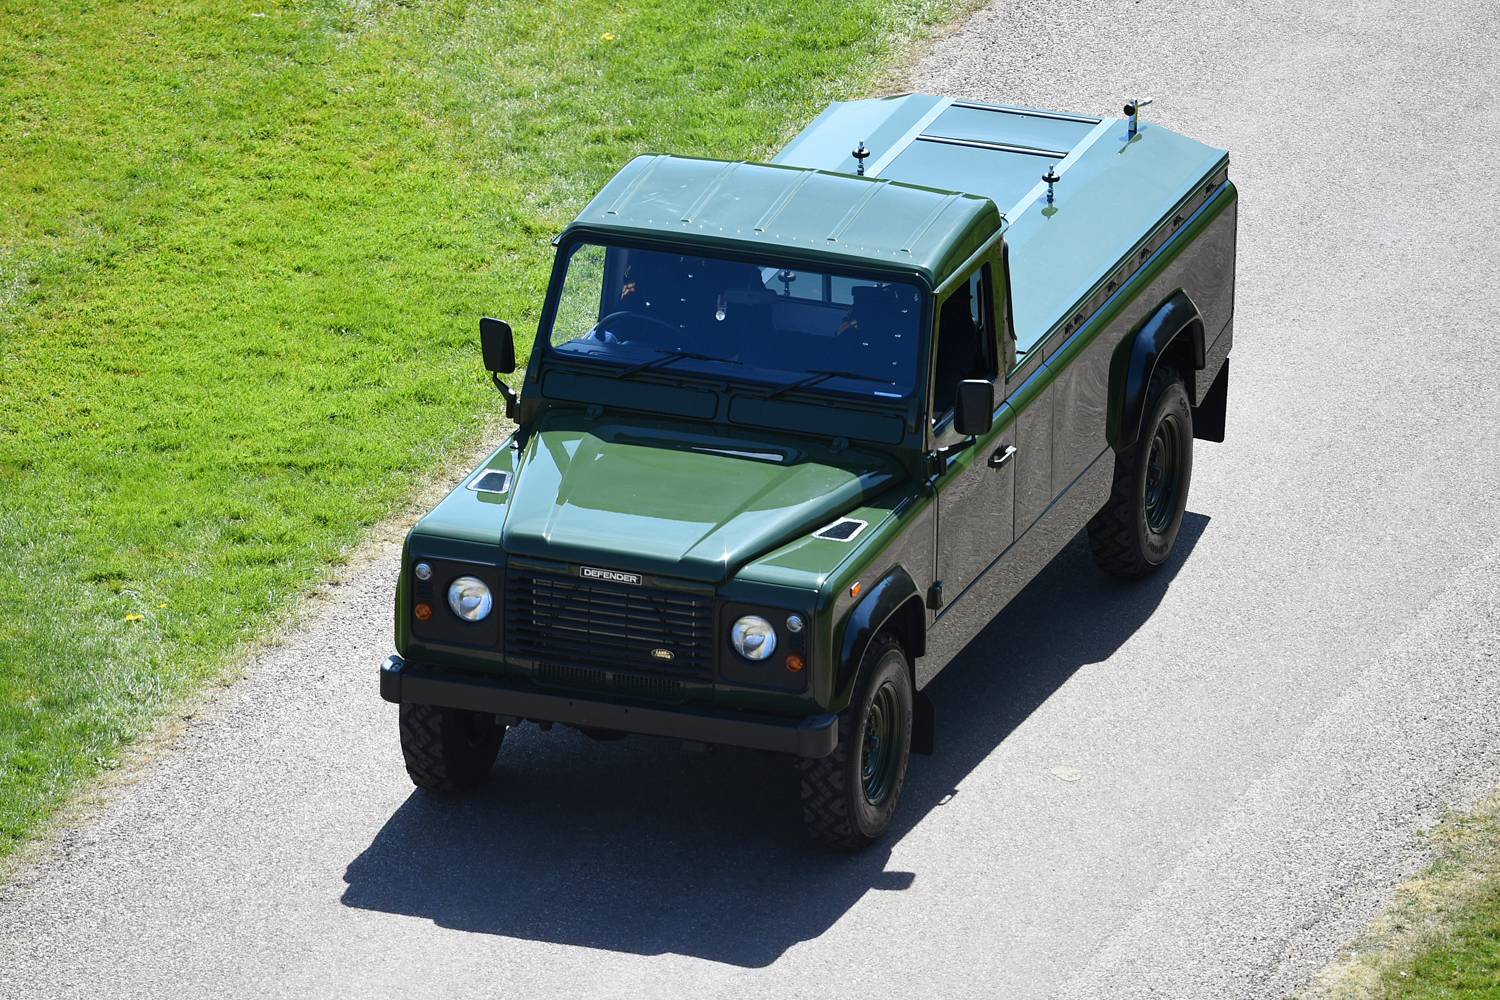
[926,581,945,610]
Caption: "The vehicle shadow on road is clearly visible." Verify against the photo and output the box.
[341,513,1210,967]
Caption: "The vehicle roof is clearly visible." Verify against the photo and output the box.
[564,154,1001,287]
[566,94,1229,342]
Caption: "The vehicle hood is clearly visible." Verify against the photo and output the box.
[501,417,900,582]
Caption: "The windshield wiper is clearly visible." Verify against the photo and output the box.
[614,349,740,378]
[762,368,895,401]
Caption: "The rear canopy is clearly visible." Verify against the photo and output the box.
[775,93,1230,347]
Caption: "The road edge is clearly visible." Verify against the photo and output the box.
[1298,790,1500,998]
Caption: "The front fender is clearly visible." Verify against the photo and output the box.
[833,566,922,708]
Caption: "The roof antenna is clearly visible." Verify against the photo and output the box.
[853,141,871,176]
[1124,97,1154,138]
[1042,165,1061,205]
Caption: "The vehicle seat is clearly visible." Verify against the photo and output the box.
[933,283,986,414]
[822,284,917,377]
[609,252,685,349]
[685,260,770,359]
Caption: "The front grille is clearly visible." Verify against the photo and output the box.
[505,569,714,680]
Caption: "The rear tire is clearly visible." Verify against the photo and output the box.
[399,702,504,792]
[800,634,913,851]
[1088,364,1193,579]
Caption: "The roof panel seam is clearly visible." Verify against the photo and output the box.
[951,100,1102,125]
[753,170,817,234]
[603,154,666,216]
[826,179,890,243]
[1006,116,1118,217]
[864,96,954,178]
[680,160,745,224]
[901,192,964,255]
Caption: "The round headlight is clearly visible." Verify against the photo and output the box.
[447,576,493,622]
[730,615,777,661]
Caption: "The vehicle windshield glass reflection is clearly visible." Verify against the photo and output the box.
[546,242,924,400]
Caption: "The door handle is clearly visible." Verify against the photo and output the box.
[989,444,1017,469]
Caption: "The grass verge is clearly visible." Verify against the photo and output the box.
[1300,791,1500,999]
[0,0,975,861]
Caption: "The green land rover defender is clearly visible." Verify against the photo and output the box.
[379,94,1237,848]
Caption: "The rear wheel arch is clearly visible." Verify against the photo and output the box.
[1089,364,1194,579]
[1109,290,1204,451]
[1162,316,1205,397]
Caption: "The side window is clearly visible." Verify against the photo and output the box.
[932,264,997,418]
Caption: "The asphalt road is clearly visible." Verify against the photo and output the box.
[4,0,1499,997]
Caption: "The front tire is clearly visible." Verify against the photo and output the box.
[399,703,504,792]
[1088,365,1194,579]
[800,634,913,851]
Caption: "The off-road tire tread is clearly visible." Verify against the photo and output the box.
[799,633,909,851]
[1088,365,1189,580]
[399,702,503,793]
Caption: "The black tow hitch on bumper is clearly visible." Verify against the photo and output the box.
[380,655,838,759]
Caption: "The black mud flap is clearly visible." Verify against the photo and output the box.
[1193,357,1228,443]
[912,690,935,755]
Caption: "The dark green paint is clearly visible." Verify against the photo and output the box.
[501,411,899,583]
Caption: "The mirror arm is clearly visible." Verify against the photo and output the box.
[491,371,519,420]
[926,435,975,476]
[943,435,976,454]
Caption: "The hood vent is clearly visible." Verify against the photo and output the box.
[466,470,511,495]
[813,517,867,542]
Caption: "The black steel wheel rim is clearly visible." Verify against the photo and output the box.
[1144,413,1182,533]
[861,682,899,806]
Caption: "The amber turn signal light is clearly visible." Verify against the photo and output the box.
[414,602,433,622]
[849,581,862,598]
[785,654,805,672]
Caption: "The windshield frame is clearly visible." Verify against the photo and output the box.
[534,230,935,408]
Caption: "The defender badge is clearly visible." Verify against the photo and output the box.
[580,566,642,586]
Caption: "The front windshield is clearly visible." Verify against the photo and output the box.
[546,242,924,400]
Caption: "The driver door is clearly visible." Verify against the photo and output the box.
[932,260,1016,609]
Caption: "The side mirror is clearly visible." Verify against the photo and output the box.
[954,379,994,437]
[479,316,516,374]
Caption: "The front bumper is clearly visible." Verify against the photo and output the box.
[380,655,838,759]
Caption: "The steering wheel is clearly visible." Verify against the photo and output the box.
[588,310,679,343]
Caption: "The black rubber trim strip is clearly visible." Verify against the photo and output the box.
[914,133,1068,158]
[379,656,838,758]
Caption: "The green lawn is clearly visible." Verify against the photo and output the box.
[1377,802,1500,999]
[1303,795,1500,999]
[0,0,967,860]
[1387,896,1500,998]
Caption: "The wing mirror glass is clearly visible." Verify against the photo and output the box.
[480,316,516,374]
[954,379,994,437]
